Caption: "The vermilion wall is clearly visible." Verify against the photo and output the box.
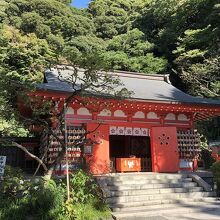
[22,90,220,175]
[151,127,179,173]
[86,123,183,174]
[86,123,110,174]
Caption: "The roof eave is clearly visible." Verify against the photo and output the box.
[35,88,220,107]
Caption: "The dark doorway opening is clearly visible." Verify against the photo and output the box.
[109,135,152,172]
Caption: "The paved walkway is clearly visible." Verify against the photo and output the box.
[113,201,220,220]
[115,209,220,220]
[164,209,220,220]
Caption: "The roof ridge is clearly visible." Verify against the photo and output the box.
[51,65,169,82]
[111,69,167,78]
[110,71,170,82]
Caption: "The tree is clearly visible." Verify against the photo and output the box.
[136,0,220,96]
[0,25,56,136]
[57,0,71,4]
[1,0,220,177]
[63,35,107,62]
[3,0,95,49]
[102,28,167,73]
[0,25,130,178]
[88,0,146,39]
[172,1,220,97]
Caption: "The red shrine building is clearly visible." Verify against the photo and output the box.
[30,66,220,175]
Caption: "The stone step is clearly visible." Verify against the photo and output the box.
[105,181,198,191]
[106,178,193,186]
[106,186,203,197]
[106,191,216,204]
[98,173,217,216]
[104,172,187,177]
[112,200,220,219]
[110,197,219,211]
[106,173,188,181]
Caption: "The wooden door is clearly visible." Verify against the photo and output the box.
[151,127,179,173]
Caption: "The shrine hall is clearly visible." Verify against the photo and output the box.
[33,66,220,175]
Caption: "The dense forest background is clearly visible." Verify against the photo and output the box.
[0,0,219,138]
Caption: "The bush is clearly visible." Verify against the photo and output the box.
[201,148,216,169]
[211,161,220,196]
[0,167,67,220]
[74,198,111,220]
[28,179,66,220]
[0,166,31,199]
[0,167,111,220]
[62,169,111,219]
[0,197,28,220]
[69,170,102,203]
[0,166,30,220]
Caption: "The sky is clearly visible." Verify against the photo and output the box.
[71,0,91,8]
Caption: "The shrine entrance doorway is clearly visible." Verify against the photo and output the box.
[109,135,152,172]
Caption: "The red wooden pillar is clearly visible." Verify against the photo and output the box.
[86,123,110,174]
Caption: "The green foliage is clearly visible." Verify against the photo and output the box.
[0,166,30,199]
[4,0,95,41]
[74,198,111,220]
[1,0,219,96]
[102,28,167,73]
[0,0,8,22]
[56,170,110,219]
[0,197,30,220]
[211,161,220,196]
[0,113,29,137]
[201,148,216,170]
[0,167,110,220]
[65,170,110,219]
[57,0,71,5]
[197,119,220,142]
[0,166,31,220]
[0,0,219,137]
[212,161,220,177]
[0,178,66,220]
[137,0,220,97]
[69,169,102,203]
[107,28,154,55]
[63,35,106,62]
[0,25,55,136]
[29,179,66,219]
[89,0,146,39]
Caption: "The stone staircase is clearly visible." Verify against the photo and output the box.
[96,173,218,219]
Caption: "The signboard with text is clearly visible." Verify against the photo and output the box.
[0,156,6,175]
[110,126,149,136]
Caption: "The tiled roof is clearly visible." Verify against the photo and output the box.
[37,67,220,106]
